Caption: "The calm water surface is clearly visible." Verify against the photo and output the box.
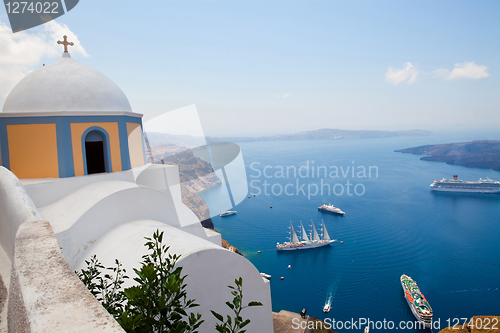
[200,132,500,332]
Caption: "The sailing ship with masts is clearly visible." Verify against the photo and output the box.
[276,220,335,251]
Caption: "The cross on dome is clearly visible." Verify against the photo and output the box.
[57,35,74,53]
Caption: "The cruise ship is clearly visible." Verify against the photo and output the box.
[401,274,433,328]
[430,175,500,193]
[276,220,335,251]
[318,203,345,215]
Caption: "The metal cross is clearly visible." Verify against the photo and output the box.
[57,35,74,53]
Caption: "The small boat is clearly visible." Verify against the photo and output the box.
[220,211,237,217]
[364,327,369,333]
[287,265,291,269]
[260,273,271,279]
[323,303,331,313]
[248,195,251,198]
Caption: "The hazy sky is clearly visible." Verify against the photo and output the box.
[1,1,499,136]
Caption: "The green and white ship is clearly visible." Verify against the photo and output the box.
[401,274,433,328]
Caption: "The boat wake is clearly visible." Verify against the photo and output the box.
[324,275,342,311]
[444,287,499,294]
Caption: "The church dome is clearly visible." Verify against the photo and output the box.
[2,53,132,113]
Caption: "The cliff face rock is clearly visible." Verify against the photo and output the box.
[438,316,500,333]
[148,143,221,223]
[220,238,242,256]
[272,310,338,333]
[396,140,500,171]
[164,149,221,225]
[147,142,242,255]
[179,185,214,229]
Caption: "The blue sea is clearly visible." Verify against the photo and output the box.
[200,131,500,332]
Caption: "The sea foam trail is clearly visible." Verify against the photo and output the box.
[325,274,342,308]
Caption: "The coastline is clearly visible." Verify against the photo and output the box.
[396,140,500,172]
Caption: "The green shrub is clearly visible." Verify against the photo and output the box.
[76,255,128,319]
[77,230,262,333]
[118,230,203,333]
[77,230,203,333]
[211,277,262,333]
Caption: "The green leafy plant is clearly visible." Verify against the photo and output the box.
[78,231,262,333]
[76,255,128,319]
[118,230,203,333]
[211,277,262,333]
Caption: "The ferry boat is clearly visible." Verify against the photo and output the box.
[276,220,335,251]
[318,203,345,215]
[400,274,433,328]
[220,211,237,217]
[430,175,500,193]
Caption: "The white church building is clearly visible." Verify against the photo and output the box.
[0,37,273,332]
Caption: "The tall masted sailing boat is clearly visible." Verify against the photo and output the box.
[276,220,335,251]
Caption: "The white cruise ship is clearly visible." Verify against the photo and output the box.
[318,203,345,215]
[430,175,500,194]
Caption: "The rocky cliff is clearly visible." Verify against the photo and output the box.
[147,143,242,254]
[150,145,221,228]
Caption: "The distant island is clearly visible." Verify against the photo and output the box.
[396,140,500,171]
[208,128,432,142]
[144,129,432,147]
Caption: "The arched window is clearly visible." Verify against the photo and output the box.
[82,127,111,175]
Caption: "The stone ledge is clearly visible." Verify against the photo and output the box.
[8,220,124,332]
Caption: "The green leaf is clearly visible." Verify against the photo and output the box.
[240,319,251,328]
[247,301,263,307]
[225,301,234,310]
[211,310,224,322]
